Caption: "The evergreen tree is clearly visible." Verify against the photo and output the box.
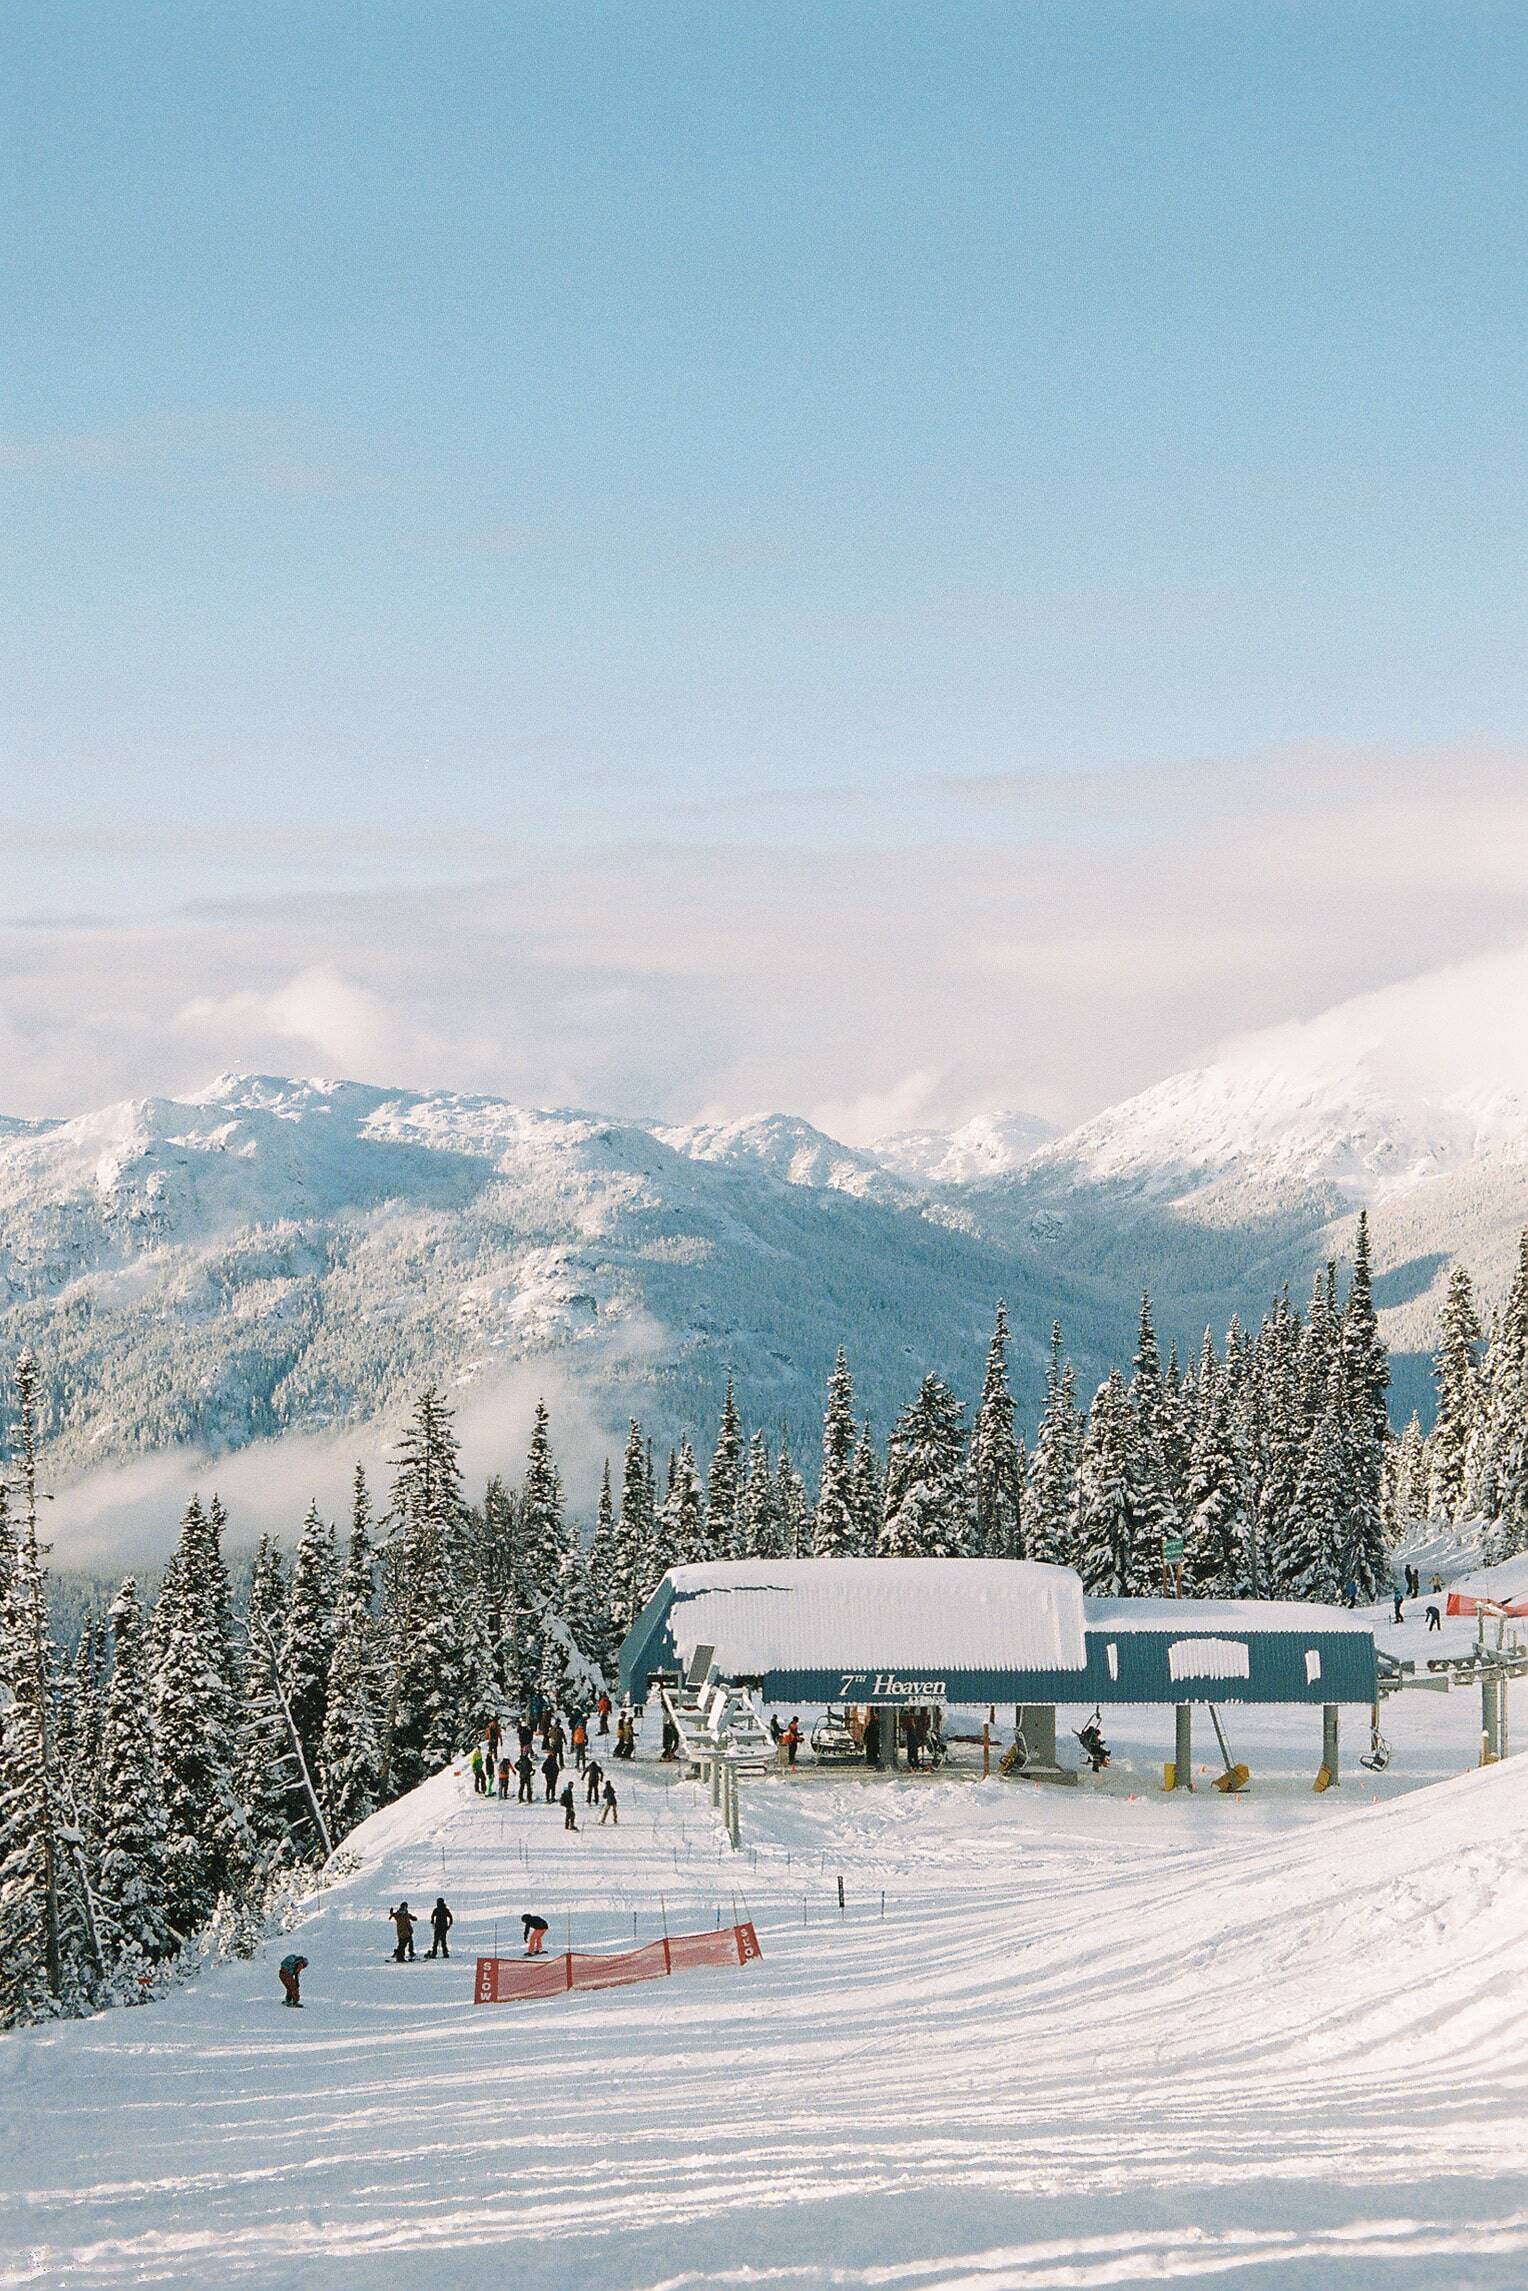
[851,1419,883,1552]
[971,1303,1024,1558]
[381,1387,478,1792]
[1279,1356,1350,1601]
[738,1431,780,1557]
[319,1495,379,1841]
[1429,1264,1483,1524]
[613,1420,657,1622]
[1128,1295,1182,1583]
[1181,1341,1250,1595]
[95,1577,174,1969]
[279,1502,338,1777]
[1075,1371,1155,1594]
[149,1495,242,1937]
[657,1438,705,1570]
[587,1459,620,1639]
[774,1431,811,1558]
[233,1536,299,1870]
[1026,1324,1079,1566]
[1338,1212,1392,1599]
[1251,1291,1302,1598]
[1391,1411,1428,1539]
[879,1376,973,1557]
[814,1349,863,1556]
[705,1378,743,1558]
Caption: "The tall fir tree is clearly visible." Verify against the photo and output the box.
[1127,1295,1182,1583]
[1076,1371,1156,1594]
[1279,1356,1351,1601]
[279,1502,339,1778]
[774,1430,811,1558]
[95,1576,174,1970]
[879,1376,973,1557]
[971,1303,1024,1558]
[1338,1212,1392,1598]
[851,1419,883,1552]
[150,1494,243,1937]
[1180,1339,1250,1595]
[814,1349,863,1555]
[233,1535,296,1868]
[705,1378,744,1558]
[613,1419,657,1622]
[1027,1323,1079,1566]
[319,1488,380,1841]
[738,1430,781,1557]
[1429,1264,1483,1525]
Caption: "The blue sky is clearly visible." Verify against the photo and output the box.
[2,4,1525,1118]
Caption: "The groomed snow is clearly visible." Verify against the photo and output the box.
[6,1603,1528,2291]
[1086,1596,1375,1634]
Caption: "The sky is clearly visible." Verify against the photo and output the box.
[3,2,1526,1133]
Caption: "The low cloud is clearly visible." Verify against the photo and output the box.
[1,740,1526,1137]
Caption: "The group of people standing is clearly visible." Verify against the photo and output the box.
[468,1694,625,1832]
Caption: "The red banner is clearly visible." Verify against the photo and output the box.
[474,1922,762,2004]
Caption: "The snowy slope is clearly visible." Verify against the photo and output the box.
[7,1687,1528,2290]
[872,1108,1057,1184]
[0,1075,1101,1485]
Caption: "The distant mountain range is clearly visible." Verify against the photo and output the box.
[9,941,1528,1488]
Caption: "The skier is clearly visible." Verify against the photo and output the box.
[522,1911,549,1957]
[559,1781,579,1832]
[470,1747,487,1795]
[597,1691,612,1736]
[572,1719,589,1772]
[389,1902,417,1962]
[428,1898,454,1959]
[497,1754,512,1799]
[1426,1603,1442,1632]
[1076,1714,1110,1772]
[279,1952,307,2008]
[600,1778,618,1825]
[585,1755,604,1806]
[542,1748,562,1802]
[516,1748,535,1803]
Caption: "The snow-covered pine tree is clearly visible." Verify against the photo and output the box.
[0,1353,97,2022]
[658,1438,705,1570]
[149,1495,243,1938]
[613,1420,656,1622]
[971,1303,1024,1558]
[1338,1212,1392,1599]
[814,1349,863,1556]
[1128,1295,1182,1587]
[851,1419,883,1552]
[95,1576,175,1974]
[879,1376,973,1557]
[1250,1290,1301,1598]
[1026,1323,1079,1566]
[319,1493,379,1842]
[1429,1264,1483,1527]
[737,1430,780,1557]
[705,1378,743,1558]
[587,1459,619,1633]
[233,1536,299,1871]
[1181,1337,1250,1596]
[1075,1370,1153,1594]
[279,1502,339,1778]
[380,1387,479,1792]
[1391,1412,1428,1542]
[1279,1356,1350,1601]
[774,1431,811,1557]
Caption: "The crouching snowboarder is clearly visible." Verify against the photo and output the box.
[522,1912,549,1957]
[279,1952,307,2007]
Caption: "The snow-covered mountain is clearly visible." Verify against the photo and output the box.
[13,943,1528,1492]
[0,1075,1104,1487]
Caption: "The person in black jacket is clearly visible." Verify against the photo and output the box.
[516,1749,535,1802]
[542,1748,562,1802]
[427,1898,453,1958]
[584,1756,604,1806]
[558,1781,579,1832]
[522,1911,549,1957]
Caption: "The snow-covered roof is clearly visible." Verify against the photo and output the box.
[653,1558,1089,1675]
[1085,1598,1373,1635]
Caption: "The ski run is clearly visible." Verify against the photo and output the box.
[4,1602,1528,2291]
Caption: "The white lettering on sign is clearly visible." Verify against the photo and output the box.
[837,1670,948,1699]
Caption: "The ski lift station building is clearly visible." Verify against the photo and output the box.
[620,1558,1378,1773]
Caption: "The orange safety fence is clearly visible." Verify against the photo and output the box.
[474,1921,762,2003]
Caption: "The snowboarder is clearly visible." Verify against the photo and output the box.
[279,1952,307,2007]
[522,1912,549,1957]
[516,1749,535,1803]
[600,1779,618,1825]
[428,1898,453,1958]
[559,1782,579,1832]
[471,1747,487,1795]
[585,1756,604,1805]
[597,1691,612,1736]
[1426,1603,1442,1631]
[389,1902,416,1962]
[542,1749,562,1802]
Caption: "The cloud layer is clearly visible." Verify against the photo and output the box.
[4,742,1527,1138]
